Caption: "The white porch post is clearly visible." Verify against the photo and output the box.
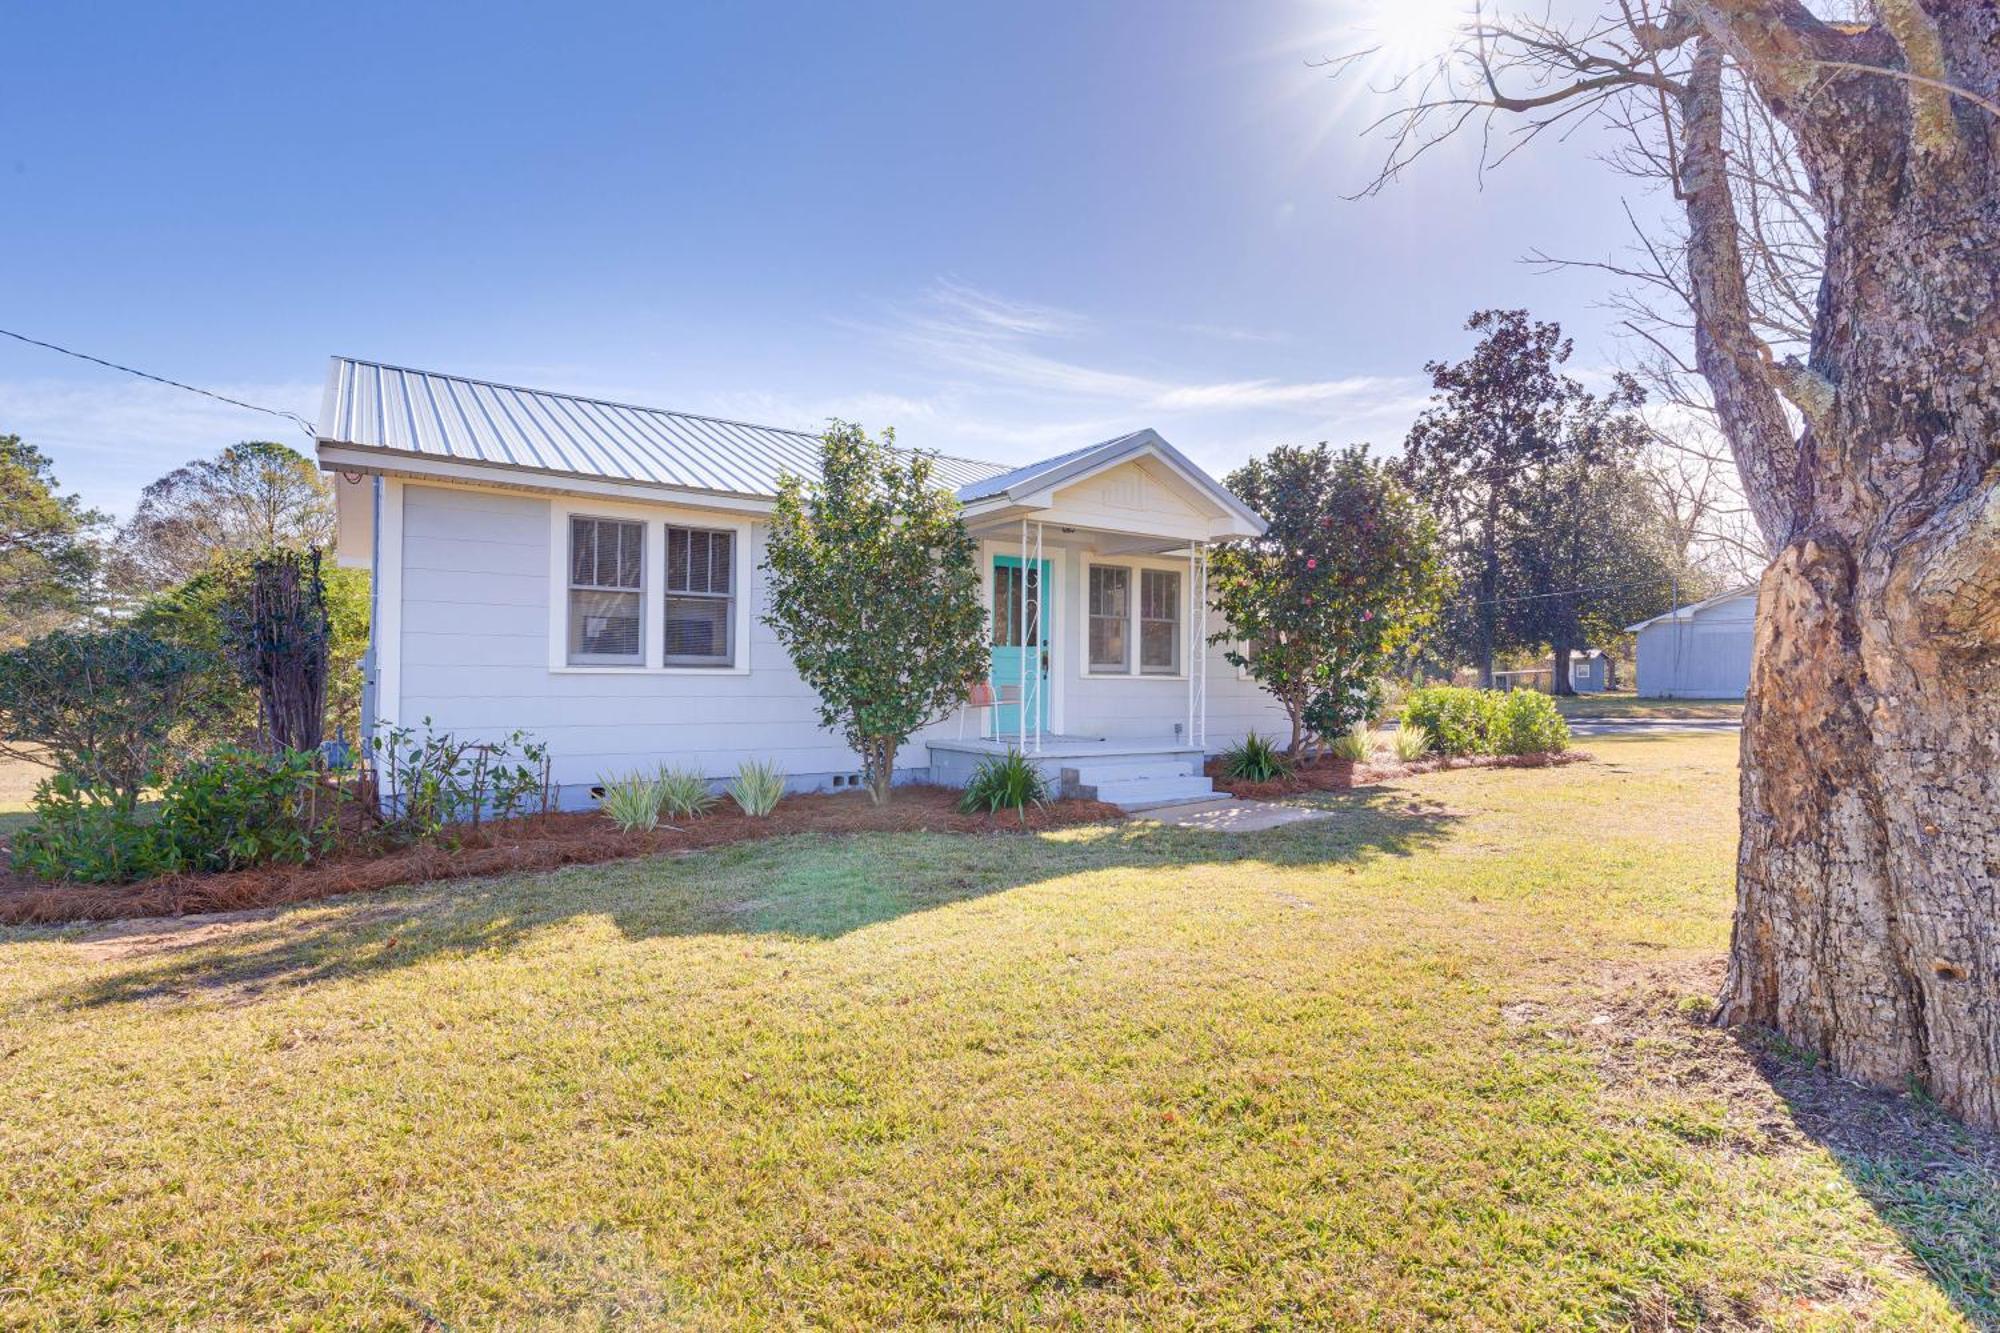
[1186,544,1196,744]
[1031,520,1044,753]
[1187,542,1208,748]
[1197,542,1209,750]
[1019,518,1028,754]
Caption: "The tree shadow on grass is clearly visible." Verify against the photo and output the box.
[1746,1032,2000,1325]
[1581,960,1999,1326]
[27,789,1459,1011]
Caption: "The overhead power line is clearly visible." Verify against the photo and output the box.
[1455,574,1679,610]
[0,325,317,440]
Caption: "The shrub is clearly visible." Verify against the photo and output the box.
[959,749,1051,824]
[9,775,181,883]
[1402,686,1499,757]
[0,626,217,809]
[727,759,787,818]
[598,771,664,833]
[1221,732,1293,782]
[370,721,551,843]
[1327,722,1374,763]
[1491,690,1571,755]
[158,745,331,872]
[656,767,717,819]
[1392,723,1434,762]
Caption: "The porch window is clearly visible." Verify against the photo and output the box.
[1087,566,1129,672]
[664,525,735,666]
[993,562,1042,647]
[1140,569,1181,674]
[568,516,644,665]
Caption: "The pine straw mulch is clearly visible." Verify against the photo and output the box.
[1206,748,1593,800]
[0,786,1124,928]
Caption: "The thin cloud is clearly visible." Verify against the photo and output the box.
[0,376,322,518]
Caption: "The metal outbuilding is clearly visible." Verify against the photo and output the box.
[1626,587,1757,698]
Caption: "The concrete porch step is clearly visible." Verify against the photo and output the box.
[1060,754,1204,788]
[1084,774,1228,812]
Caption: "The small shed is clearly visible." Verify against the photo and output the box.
[1567,648,1611,693]
[1626,588,1757,698]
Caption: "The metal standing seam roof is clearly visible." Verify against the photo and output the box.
[318,357,1010,500]
[1623,586,1758,633]
[953,432,1149,502]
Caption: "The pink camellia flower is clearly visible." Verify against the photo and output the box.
[1362,610,1374,621]
[1306,557,1318,570]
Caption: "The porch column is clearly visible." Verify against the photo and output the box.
[1187,542,1210,749]
[1196,541,1208,749]
[1019,518,1029,754]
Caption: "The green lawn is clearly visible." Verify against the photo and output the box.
[1555,691,1745,720]
[0,754,42,839]
[2,733,1992,1329]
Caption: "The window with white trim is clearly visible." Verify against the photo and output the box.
[568,516,645,665]
[1087,566,1130,673]
[664,525,736,666]
[1139,569,1182,674]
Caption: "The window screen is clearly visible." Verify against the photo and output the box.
[568,517,644,664]
[1088,566,1129,672]
[1140,569,1181,674]
[664,526,735,666]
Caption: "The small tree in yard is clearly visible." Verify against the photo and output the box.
[1211,444,1447,758]
[0,626,215,809]
[765,422,988,804]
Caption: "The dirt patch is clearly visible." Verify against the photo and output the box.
[1551,957,2000,1173]
[1208,749,1593,799]
[0,786,1123,928]
[71,902,411,963]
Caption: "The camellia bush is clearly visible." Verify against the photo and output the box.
[764,422,988,804]
[1209,444,1448,758]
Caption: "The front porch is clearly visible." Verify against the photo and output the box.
[926,734,1222,811]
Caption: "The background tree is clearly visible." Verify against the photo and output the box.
[0,433,103,646]
[1211,443,1447,756]
[0,626,215,810]
[1503,390,1701,691]
[1349,1,2000,1127]
[130,559,369,747]
[1397,310,1591,686]
[222,549,333,754]
[764,422,989,804]
[119,441,334,590]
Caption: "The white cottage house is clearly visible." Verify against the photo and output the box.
[316,358,1289,810]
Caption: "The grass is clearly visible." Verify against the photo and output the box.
[0,753,42,839]
[1,733,1991,1329]
[1554,690,1745,720]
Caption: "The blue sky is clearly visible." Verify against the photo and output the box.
[2,0,1650,518]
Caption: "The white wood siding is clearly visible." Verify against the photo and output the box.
[389,481,1291,799]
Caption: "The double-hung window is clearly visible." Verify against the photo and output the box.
[568,517,645,665]
[664,525,735,667]
[1087,566,1130,673]
[1139,569,1182,674]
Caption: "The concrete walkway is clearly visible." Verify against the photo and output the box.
[1136,799,1336,832]
[1564,717,1741,737]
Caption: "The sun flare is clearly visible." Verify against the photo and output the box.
[1363,0,1469,64]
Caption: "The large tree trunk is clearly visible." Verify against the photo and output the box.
[1691,8,2000,1127]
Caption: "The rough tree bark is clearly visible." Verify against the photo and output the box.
[1667,5,2000,1126]
[1356,0,2000,1124]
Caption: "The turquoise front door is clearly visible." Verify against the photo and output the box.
[990,554,1051,737]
